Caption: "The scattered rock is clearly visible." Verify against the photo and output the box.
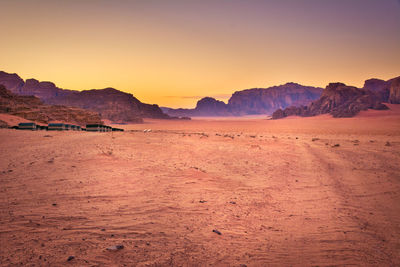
[212,229,222,235]
[106,244,124,251]
[67,256,75,262]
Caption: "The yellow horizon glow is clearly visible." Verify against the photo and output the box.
[1,0,399,108]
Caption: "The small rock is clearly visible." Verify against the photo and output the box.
[67,256,75,261]
[106,244,124,251]
[312,138,319,141]
[229,201,236,204]
[101,228,106,231]
[385,141,391,146]
[332,144,340,147]
[52,203,57,206]
[212,229,222,235]
[199,200,207,203]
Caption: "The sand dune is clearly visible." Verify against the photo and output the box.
[0,107,399,266]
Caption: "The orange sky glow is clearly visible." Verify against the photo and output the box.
[1,0,399,108]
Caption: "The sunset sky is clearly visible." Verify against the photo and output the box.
[1,0,400,108]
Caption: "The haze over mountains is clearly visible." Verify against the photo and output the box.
[0,70,399,123]
[162,83,323,117]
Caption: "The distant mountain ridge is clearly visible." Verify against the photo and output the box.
[271,76,400,119]
[0,71,169,123]
[163,83,323,117]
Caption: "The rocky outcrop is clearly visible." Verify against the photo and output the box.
[272,82,389,119]
[162,97,230,117]
[46,88,155,123]
[0,84,102,125]
[388,77,400,104]
[227,83,323,115]
[362,78,390,102]
[0,71,170,123]
[0,71,25,93]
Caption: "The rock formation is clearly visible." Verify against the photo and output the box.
[0,71,169,123]
[162,97,230,117]
[0,84,102,125]
[271,78,400,119]
[388,77,400,104]
[227,83,323,115]
[163,83,323,117]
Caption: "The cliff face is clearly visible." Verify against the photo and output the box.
[46,88,144,123]
[0,85,102,125]
[163,83,323,117]
[228,83,323,115]
[271,77,400,119]
[388,77,400,104]
[0,71,169,123]
[0,71,25,93]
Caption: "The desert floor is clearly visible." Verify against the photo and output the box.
[0,106,400,266]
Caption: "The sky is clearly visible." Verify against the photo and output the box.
[1,0,400,108]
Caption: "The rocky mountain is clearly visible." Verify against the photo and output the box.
[272,76,400,119]
[227,83,323,115]
[388,77,400,104]
[162,97,230,117]
[0,71,169,123]
[0,84,102,125]
[163,83,323,117]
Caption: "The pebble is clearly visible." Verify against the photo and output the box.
[106,244,124,251]
[212,229,222,235]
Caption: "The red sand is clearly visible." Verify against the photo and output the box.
[0,107,399,266]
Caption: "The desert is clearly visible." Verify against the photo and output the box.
[1,105,399,266]
[2,1,400,266]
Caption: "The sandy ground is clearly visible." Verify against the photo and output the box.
[0,106,400,266]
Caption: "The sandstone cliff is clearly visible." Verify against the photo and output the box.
[0,71,169,123]
[0,84,102,125]
[271,77,400,119]
[228,83,323,115]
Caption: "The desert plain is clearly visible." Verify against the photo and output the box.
[0,106,400,267]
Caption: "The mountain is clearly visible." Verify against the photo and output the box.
[163,83,323,117]
[0,71,170,123]
[271,76,400,119]
[162,97,230,117]
[0,85,102,125]
[228,83,323,115]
